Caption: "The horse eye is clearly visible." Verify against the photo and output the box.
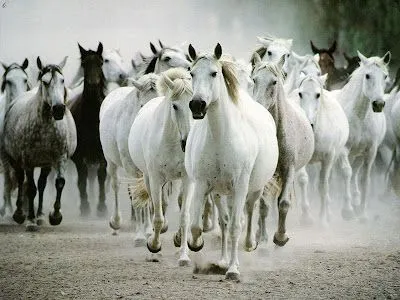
[172,104,178,110]
[287,54,290,58]
[164,56,171,62]
[366,74,370,80]
[317,72,321,76]
[316,93,320,99]
[190,72,194,78]
[299,92,303,98]
[384,75,388,79]
[211,72,217,78]
[104,59,109,63]
[187,66,191,71]
[61,79,65,84]
[24,79,28,83]
[272,80,277,85]
[267,51,272,56]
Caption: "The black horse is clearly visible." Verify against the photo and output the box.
[69,42,108,217]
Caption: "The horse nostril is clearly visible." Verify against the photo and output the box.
[52,104,65,120]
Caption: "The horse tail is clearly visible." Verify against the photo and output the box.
[128,177,150,209]
[262,173,283,204]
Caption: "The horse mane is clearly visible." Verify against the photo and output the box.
[136,73,159,92]
[255,61,286,84]
[157,67,192,99]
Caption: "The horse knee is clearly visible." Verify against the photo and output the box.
[278,199,290,213]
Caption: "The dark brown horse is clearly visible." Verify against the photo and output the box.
[69,42,108,217]
[310,40,356,90]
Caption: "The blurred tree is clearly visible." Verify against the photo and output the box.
[311,0,400,68]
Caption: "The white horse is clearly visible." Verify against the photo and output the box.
[337,51,390,218]
[250,35,293,66]
[99,73,159,236]
[128,68,193,265]
[185,44,278,280]
[69,48,128,99]
[389,89,400,196]
[293,74,354,224]
[283,52,321,94]
[1,57,76,230]
[252,56,314,245]
[0,59,31,216]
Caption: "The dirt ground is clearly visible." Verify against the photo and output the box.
[0,174,399,300]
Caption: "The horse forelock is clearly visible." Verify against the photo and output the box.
[256,62,285,83]
[137,73,159,92]
[157,68,192,100]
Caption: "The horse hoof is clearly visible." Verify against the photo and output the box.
[352,204,364,216]
[225,271,240,281]
[161,222,168,234]
[273,233,289,247]
[26,221,39,232]
[80,204,91,217]
[244,241,258,252]
[146,241,162,253]
[0,206,5,217]
[173,232,181,248]
[109,218,121,231]
[97,205,108,218]
[13,211,26,224]
[178,257,190,267]
[49,211,63,226]
[188,238,204,252]
[342,208,355,221]
[36,217,45,226]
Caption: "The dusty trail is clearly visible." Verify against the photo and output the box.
[0,178,399,299]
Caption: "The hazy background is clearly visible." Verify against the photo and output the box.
[0,0,397,84]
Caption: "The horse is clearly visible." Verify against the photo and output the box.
[250,35,292,67]
[293,74,354,224]
[1,56,76,230]
[99,73,159,238]
[251,55,314,245]
[283,52,321,94]
[69,48,128,101]
[343,52,361,75]
[310,40,351,90]
[68,42,108,217]
[0,58,31,217]
[185,43,278,280]
[337,50,390,219]
[135,41,191,78]
[128,68,194,266]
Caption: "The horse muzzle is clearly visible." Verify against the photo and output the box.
[372,100,385,113]
[189,99,207,119]
[52,104,66,120]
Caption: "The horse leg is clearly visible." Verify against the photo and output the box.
[146,175,164,253]
[225,178,250,280]
[298,167,313,225]
[143,175,153,238]
[74,158,90,217]
[36,167,51,226]
[25,169,38,231]
[319,155,334,227]
[49,159,66,226]
[350,156,363,207]
[174,176,193,266]
[188,181,209,252]
[96,161,108,217]
[160,182,170,233]
[256,189,269,243]
[12,166,25,224]
[337,150,354,220]
[214,194,229,266]
[244,190,262,252]
[108,162,120,234]
[273,166,295,247]
[202,195,213,232]
[1,167,14,217]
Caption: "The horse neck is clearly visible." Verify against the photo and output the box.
[268,83,288,129]
[33,86,52,121]
[159,98,178,138]
[82,82,105,111]
[206,79,238,140]
[284,67,297,93]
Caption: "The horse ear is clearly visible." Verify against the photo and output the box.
[158,40,164,49]
[22,58,29,70]
[320,74,328,86]
[253,52,262,65]
[214,43,222,60]
[310,40,319,54]
[150,42,158,55]
[131,59,137,70]
[162,73,175,91]
[188,44,197,61]
[329,41,337,54]
[343,52,351,62]
[97,42,103,55]
[0,61,7,70]
[357,50,368,65]
[382,51,391,65]
[58,56,68,69]
[78,43,87,57]
[257,36,272,47]
[37,56,43,71]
